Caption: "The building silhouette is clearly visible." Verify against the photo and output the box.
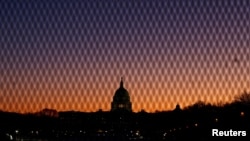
[111,77,132,112]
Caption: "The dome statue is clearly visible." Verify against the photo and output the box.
[111,77,132,112]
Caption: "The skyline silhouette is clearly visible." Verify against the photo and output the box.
[0,92,249,141]
[0,79,249,114]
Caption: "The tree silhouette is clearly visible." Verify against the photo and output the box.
[234,91,250,105]
[184,100,207,111]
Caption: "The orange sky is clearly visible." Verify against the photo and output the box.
[1,0,250,113]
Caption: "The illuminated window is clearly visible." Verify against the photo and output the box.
[118,104,124,108]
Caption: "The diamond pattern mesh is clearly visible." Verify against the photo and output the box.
[0,0,250,113]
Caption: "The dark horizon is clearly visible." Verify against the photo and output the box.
[0,90,249,114]
[1,94,249,141]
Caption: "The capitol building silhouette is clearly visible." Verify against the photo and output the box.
[111,77,132,112]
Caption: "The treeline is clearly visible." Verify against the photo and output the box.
[0,92,250,140]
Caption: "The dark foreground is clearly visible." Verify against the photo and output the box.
[1,100,250,141]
